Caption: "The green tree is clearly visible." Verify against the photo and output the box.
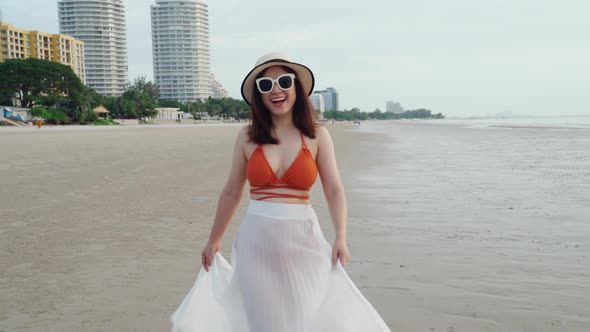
[157,100,188,113]
[34,95,58,107]
[122,89,154,119]
[120,77,159,119]
[209,97,250,120]
[68,85,103,123]
[187,100,206,118]
[401,109,432,118]
[0,58,84,108]
[129,76,160,101]
[30,106,71,125]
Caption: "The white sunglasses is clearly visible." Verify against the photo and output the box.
[255,73,296,93]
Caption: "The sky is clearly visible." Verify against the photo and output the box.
[2,0,589,117]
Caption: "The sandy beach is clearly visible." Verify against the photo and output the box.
[0,123,390,331]
[1,121,589,331]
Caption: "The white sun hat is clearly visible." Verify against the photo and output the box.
[240,52,315,105]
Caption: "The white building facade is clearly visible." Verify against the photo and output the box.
[315,87,339,111]
[310,92,325,113]
[210,74,228,98]
[154,107,183,120]
[151,0,212,102]
[58,0,128,96]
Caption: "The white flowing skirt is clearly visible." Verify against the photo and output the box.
[171,200,391,332]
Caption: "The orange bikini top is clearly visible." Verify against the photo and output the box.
[246,131,318,201]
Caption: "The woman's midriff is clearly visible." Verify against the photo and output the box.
[250,185,311,204]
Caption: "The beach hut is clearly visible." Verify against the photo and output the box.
[92,105,110,118]
[153,107,190,123]
[154,107,180,120]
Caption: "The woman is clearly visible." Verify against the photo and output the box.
[171,53,391,332]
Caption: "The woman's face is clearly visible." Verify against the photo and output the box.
[259,66,297,117]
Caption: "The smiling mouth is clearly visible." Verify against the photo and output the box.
[271,97,286,105]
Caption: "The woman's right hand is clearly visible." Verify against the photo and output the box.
[201,240,221,272]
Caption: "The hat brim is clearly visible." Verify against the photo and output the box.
[241,59,315,106]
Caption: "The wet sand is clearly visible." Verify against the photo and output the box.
[1,121,589,331]
[352,120,590,332]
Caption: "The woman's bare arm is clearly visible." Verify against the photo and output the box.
[315,126,350,266]
[202,127,248,271]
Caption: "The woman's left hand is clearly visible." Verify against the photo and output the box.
[332,238,350,267]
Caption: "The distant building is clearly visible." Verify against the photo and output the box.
[310,92,325,112]
[314,87,339,111]
[210,74,228,98]
[154,107,182,120]
[58,0,128,96]
[151,0,213,102]
[1,106,32,122]
[0,21,86,82]
[92,105,110,118]
[386,101,404,114]
[324,87,339,111]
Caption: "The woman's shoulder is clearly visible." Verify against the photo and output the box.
[238,125,252,140]
[236,126,257,159]
[314,124,331,141]
[237,125,256,148]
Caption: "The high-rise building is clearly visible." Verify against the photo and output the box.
[0,21,86,82]
[386,101,404,114]
[151,0,212,102]
[58,0,128,96]
[310,92,325,112]
[210,74,228,99]
[319,87,339,111]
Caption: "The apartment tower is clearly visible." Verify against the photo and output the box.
[310,92,325,113]
[319,87,339,112]
[1,21,86,82]
[151,0,212,102]
[58,0,128,96]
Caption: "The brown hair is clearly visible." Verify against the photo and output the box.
[248,66,318,144]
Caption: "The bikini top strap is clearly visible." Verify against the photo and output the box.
[250,144,262,158]
[299,131,308,149]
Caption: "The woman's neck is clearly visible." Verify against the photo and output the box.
[271,112,295,132]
